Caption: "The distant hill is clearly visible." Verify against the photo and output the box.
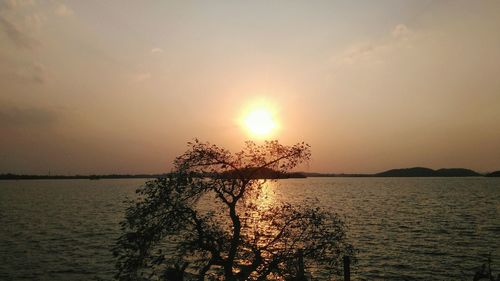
[375,167,481,177]
[435,168,481,177]
[375,167,435,177]
[486,171,500,177]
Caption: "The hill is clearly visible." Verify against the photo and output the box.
[375,167,435,177]
[434,168,481,177]
[375,167,481,177]
[486,171,500,177]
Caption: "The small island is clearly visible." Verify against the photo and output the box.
[374,167,482,177]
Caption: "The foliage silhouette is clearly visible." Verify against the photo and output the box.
[114,140,354,281]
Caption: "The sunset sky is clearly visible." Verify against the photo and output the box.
[1,0,500,174]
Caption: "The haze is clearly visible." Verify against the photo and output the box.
[1,0,500,174]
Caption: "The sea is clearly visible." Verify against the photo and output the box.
[0,177,499,281]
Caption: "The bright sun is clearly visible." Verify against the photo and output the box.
[244,108,276,137]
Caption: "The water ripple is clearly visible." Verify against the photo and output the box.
[0,178,499,280]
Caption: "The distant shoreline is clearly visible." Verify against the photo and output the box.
[1,167,499,180]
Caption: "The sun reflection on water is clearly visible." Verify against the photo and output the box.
[254,180,276,209]
[242,180,283,250]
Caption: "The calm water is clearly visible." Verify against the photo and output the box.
[0,178,499,280]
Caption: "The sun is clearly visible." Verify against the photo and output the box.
[244,107,276,137]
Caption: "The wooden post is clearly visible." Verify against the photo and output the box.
[343,256,350,281]
[297,250,305,281]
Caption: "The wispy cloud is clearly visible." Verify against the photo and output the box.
[24,12,45,30]
[330,24,417,68]
[0,56,49,85]
[0,0,44,49]
[0,60,47,84]
[151,47,163,54]
[392,24,412,39]
[133,72,151,83]
[15,61,46,83]
[0,16,39,49]
[1,0,36,10]
[54,4,74,17]
[0,104,60,128]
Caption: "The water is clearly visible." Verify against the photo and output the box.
[0,178,499,280]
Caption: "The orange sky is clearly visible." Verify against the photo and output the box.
[1,0,500,174]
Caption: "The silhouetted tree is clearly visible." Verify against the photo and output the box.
[114,140,354,281]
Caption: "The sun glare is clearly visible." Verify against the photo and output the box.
[244,107,276,137]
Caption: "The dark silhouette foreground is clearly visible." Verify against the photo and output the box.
[473,255,500,281]
[114,140,354,281]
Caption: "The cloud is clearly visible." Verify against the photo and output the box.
[337,45,376,65]
[392,24,411,39]
[1,0,36,10]
[0,60,47,84]
[330,23,416,68]
[151,47,163,54]
[24,12,45,30]
[0,15,39,49]
[133,72,151,83]
[15,61,46,83]
[0,0,45,49]
[54,4,74,17]
[0,104,60,128]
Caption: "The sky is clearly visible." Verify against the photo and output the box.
[1,0,500,174]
